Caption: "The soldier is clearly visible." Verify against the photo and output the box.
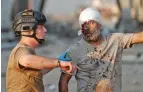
[6,9,73,92]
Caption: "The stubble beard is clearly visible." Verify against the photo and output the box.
[85,29,100,42]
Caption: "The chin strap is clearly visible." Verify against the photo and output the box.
[22,34,45,44]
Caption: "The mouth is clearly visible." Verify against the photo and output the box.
[86,31,97,37]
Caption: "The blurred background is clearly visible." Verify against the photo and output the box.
[1,0,143,92]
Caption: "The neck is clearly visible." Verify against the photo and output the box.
[84,34,104,46]
[19,37,39,49]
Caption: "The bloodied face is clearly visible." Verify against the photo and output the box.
[82,20,101,41]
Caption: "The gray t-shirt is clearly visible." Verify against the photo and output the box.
[64,33,133,92]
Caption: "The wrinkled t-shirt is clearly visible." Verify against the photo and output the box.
[64,33,134,92]
[6,44,44,92]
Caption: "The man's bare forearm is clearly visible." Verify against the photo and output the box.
[59,72,72,92]
[132,32,143,44]
[59,81,68,92]
[19,55,59,69]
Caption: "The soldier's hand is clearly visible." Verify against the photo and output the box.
[58,51,74,74]
[59,61,72,74]
[60,64,80,75]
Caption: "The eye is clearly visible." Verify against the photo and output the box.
[43,24,49,30]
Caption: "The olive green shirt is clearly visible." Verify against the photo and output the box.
[6,44,44,92]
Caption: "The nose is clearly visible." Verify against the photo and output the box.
[44,26,48,33]
[44,29,48,36]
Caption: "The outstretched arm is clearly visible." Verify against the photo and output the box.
[19,55,60,69]
[59,72,72,92]
[19,54,72,74]
[119,31,143,48]
[131,31,143,44]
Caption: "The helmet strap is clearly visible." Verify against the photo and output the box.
[21,34,45,44]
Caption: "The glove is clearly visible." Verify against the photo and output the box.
[58,51,71,62]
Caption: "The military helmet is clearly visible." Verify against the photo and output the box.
[12,9,47,44]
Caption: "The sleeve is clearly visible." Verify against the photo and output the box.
[117,33,134,49]
[14,47,34,70]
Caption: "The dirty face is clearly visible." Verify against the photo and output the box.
[82,20,101,41]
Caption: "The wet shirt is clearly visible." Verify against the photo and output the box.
[65,33,133,92]
[6,44,44,92]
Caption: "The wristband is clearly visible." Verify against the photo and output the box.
[57,60,61,67]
